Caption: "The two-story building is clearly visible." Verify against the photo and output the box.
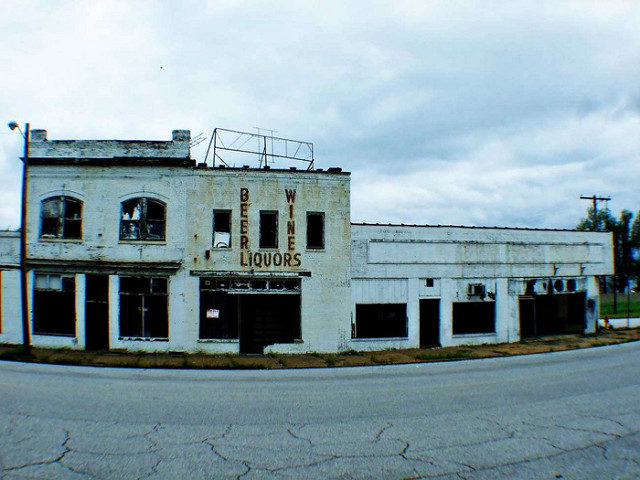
[0,128,613,354]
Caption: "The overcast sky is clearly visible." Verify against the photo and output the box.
[1,1,639,229]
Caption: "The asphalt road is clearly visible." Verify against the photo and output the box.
[1,342,639,480]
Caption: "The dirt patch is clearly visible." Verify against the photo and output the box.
[0,328,637,370]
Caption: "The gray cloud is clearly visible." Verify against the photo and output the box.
[1,0,639,228]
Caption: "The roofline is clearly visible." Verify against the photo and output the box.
[27,158,349,174]
[351,222,610,233]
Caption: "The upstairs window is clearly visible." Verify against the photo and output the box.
[213,210,231,248]
[306,212,324,249]
[259,211,278,248]
[40,196,82,239]
[120,198,166,241]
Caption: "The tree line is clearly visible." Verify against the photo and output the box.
[577,207,640,293]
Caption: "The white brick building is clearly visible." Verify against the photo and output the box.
[0,129,613,354]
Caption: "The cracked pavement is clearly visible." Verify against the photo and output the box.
[1,341,639,479]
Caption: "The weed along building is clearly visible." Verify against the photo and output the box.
[0,128,613,354]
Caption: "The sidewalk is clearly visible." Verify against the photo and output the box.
[598,317,640,329]
[1,327,638,370]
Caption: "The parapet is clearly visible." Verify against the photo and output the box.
[28,129,191,160]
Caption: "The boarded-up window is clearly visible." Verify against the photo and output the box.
[213,210,231,248]
[353,303,407,339]
[306,212,324,249]
[120,198,166,241]
[259,211,278,248]
[33,274,76,336]
[119,277,168,339]
[40,196,82,239]
[452,301,495,335]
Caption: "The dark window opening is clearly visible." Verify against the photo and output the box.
[33,274,76,336]
[353,303,407,339]
[213,210,231,248]
[520,293,586,338]
[425,278,434,288]
[119,276,168,339]
[259,211,278,248]
[199,290,238,339]
[120,198,166,241]
[452,301,495,335]
[306,212,324,249]
[40,196,82,239]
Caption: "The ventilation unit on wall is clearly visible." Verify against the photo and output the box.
[467,283,486,300]
[553,279,565,293]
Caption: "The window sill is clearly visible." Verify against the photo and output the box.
[118,337,169,342]
[452,333,496,338]
[197,338,239,343]
[351,337,409,342]
[306,248,325,252]
[118,240,166,245]
[33,332,76,338]
[39,238,83,243]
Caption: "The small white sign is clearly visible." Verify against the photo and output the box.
[206,309,220,319]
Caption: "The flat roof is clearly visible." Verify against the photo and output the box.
[351,222,605,233]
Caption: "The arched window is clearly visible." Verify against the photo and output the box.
[40,196,82,239]
[120,198,166,241]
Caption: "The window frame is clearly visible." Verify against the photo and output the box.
[39,196,83,240]
[33,273,76,336]
[118,276,169,340]
[259,210,279,249]
[306,211,325,250]
[213,209,232,248]
[353,303,408,339]
[119,197,167,242]
[452,301,496,335]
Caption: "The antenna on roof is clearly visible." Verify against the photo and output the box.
[203,127,315,170]
[189,132,207,147]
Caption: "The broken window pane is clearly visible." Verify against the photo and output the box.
[259,211,278,248]
[40,196,82,239]
[120,198,166,241]
[213,210,232,248]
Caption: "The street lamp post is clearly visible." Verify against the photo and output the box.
[8,121,31,354]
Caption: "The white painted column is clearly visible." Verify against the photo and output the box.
[439,278,455,346]
[109,274,119,348]
[407,277,420,348]
[495,277,509,343]
[75,273,86,349]
[585,275,599,333]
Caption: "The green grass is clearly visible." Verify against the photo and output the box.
[600,292,640,319]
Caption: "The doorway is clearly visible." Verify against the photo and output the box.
[85,275,109,350]
[239,294,300,354]
[419,299,440,347]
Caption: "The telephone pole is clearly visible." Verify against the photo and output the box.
[580,194,614,318]
[579,194,610,231]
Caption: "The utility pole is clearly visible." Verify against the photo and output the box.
[8,122,31,354]
[580,194,613,327]
[580,194,611,231]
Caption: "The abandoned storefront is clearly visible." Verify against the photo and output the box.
[350,223,611,351]
[0,128,613,353]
